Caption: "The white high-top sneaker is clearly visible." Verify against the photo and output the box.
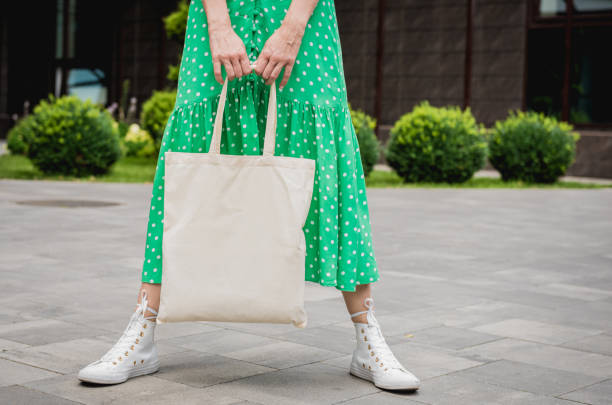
[78,292,160,384]
[349,297,420,390]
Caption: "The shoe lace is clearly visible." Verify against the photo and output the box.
[351,297,404,370]
[100,291,157,362]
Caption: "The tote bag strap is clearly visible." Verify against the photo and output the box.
[209,75,277,157]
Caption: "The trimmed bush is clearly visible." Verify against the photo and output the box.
[122,124,156,158]
[6,115,35,156]
[385,101,487,183]
[141,90,176,147]
[27,95,121,176]
[349,104,380,177]
[489,111,579,183]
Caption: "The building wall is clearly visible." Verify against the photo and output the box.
[336,0,527,137]
[114,0,182,108]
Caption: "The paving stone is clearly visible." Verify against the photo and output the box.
[456,359,603,396]
[0,337,29,351]
[0,385,80,405]
[198,362,379,404]
[562,333,612,356]
[407,326,501,350]
[166,329,280,355]
[0,358,59,387]
[224,340,344,369]
[154,351,275,388]
[22,373,237,405]
[536,283,612,302]
[0,319,108,346]
[472,318,601,345]
[338,391,425,404]
[458,338,612,378]
[560,379,612,405]
[275,324,357,354]
[413,374,583,405]
[2,180,612,403]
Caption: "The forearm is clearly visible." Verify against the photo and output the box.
[283,0,319,32]
[202,0,231,29]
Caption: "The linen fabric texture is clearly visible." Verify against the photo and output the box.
[158,78,314,327]
[141,0,380,292]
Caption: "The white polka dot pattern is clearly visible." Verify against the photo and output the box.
[141,0,379,292]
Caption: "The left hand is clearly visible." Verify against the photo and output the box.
[254,20,306,89]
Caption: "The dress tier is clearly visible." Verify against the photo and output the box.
[141,0,380,291]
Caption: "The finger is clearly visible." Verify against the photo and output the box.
[223,59,236,81]
[279,63,294,89]
[262,59,277,80]
[254,53,269,77]
[213,60,223,84]
[240,54,252,75]
[231,57,243,79]
[267,62,284,85]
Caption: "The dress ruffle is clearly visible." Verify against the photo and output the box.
[144,75,379,291]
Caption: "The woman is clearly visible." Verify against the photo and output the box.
[78,0,420,391]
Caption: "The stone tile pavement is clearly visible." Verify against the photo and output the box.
[0,179,611,404]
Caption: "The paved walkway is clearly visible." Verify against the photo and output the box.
[1,179,611,404]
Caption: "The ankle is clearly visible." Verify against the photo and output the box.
[351,314,368,325]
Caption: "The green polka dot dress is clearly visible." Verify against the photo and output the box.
[141,0,380,292]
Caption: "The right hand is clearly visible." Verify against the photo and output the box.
[208,24,253,84]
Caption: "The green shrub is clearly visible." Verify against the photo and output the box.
[489,111,579,183]
[140,90,176,147]
[349,104,380,177]
[385,101,487,183]
[7,115,35,155]
[113,120,130,139]
[26,95,121,176]
[121,124,157,158]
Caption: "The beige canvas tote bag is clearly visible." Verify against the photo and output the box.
[157,78,315,328]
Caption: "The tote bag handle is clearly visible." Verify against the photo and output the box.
[209,76,277,157]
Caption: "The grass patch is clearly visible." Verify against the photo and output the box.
[1,154,609,188]
[365,169,611,189]
[0,154,157,183]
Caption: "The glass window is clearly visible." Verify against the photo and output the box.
[539,0,567,17]
[526,29,565,119]
[574,0,612,13]
[570,26,612,123]
[67,69,108,105]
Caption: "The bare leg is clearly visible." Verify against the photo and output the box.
[137,282,161,318]
[341,283,372,323]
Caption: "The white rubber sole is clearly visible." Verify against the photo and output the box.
[349,362,420,391]
[78,360,161,385]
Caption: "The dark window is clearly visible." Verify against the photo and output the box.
[527,0,612,125]
[526,29,565,119]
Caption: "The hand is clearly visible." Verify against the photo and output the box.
[208,24,252,84]
[254,19,306,89]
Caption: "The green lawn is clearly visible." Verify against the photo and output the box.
[0,154,609,188]
[0,154,157,183]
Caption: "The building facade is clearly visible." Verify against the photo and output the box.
[2,0,611,177]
